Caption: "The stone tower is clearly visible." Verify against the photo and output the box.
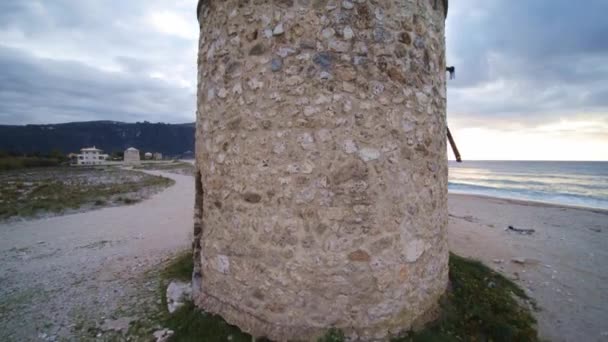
[193,0,449,340]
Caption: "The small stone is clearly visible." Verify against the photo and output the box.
[388,67,406,83]
[511,258,527,265]
[271,58,283,72]
[341,140,358,154]
[273,23,285,35]
[342,1,354,10]
[243,192,262,203]
[286,76,304,86]
[277,47,296,58]
[217,88,228,99]
[313,52,333,68]
[153,329,175,342]
[329,40,350,53]
[358,148,380,162]
[398,32,412,45]
[342,82,356,93]
[249,43,266,56]
[336,66,356,81]
[321,27,335,39]
[348,250,370,262]
[319,71,332,80]
[166,281,192,314]
[216,255,230,274]
[343,26,354,40]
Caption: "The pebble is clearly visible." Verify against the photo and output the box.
[342,1,354,9]
[271,58,283,72]
[511,257,540,265]
[273,23,284,35]
[343,26,354,40]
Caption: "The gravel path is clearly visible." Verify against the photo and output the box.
[0,170,193,341]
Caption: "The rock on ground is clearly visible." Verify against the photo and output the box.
[166,280,192,314]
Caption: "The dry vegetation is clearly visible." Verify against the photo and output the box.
[0,166,174,222]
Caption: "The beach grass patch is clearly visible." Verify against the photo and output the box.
[0,167,174,221]
[395,253,538,342]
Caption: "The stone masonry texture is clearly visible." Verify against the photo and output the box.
[194,0,449,340]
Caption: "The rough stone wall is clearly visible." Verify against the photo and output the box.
[194,0,449,340]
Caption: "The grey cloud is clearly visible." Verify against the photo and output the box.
[446,0,608,123]
[0,46,195,124]
[0,0,197,125]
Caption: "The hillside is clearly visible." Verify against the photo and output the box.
[0,121,195,156]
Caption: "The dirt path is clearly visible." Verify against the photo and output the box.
[0,170,193,341]
[448,194,608,342]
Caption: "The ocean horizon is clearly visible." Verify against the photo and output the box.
[448,160,608,210]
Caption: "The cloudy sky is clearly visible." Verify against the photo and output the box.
[0,0,607,160]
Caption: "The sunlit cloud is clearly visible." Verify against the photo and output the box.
[146,10,198,40]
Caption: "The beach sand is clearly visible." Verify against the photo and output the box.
[449,193,608,342]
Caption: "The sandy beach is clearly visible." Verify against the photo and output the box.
[448,194,608,342]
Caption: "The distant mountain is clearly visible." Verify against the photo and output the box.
[0,121,195,156]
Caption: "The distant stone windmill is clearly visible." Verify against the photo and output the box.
[193,0,450,340]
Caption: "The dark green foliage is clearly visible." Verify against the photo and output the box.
[0,167,174,221]
[0,121,194,157]
[157,251,251,342]
[0,156,62,170]
[161,251,194,282]
[165,302,252,342]
[0,148,68,170]
[397,254,538,342]
[318,328,345,342]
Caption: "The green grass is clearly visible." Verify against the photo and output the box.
[0,167,174,221]
[318,328,346,342]
[161,251,194,282]
[396,253,538,342]
[164,302,252,342]
[149,253,538,342]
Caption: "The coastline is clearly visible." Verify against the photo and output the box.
[449,192,608,215]
[448,193,608,342]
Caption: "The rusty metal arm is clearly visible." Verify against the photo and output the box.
[447,127,462,162]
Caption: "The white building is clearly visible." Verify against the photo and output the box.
[144,152,153,160]
[124,147,140,164]
[75,147,108,165]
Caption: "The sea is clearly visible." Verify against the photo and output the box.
[448,161,608,210]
